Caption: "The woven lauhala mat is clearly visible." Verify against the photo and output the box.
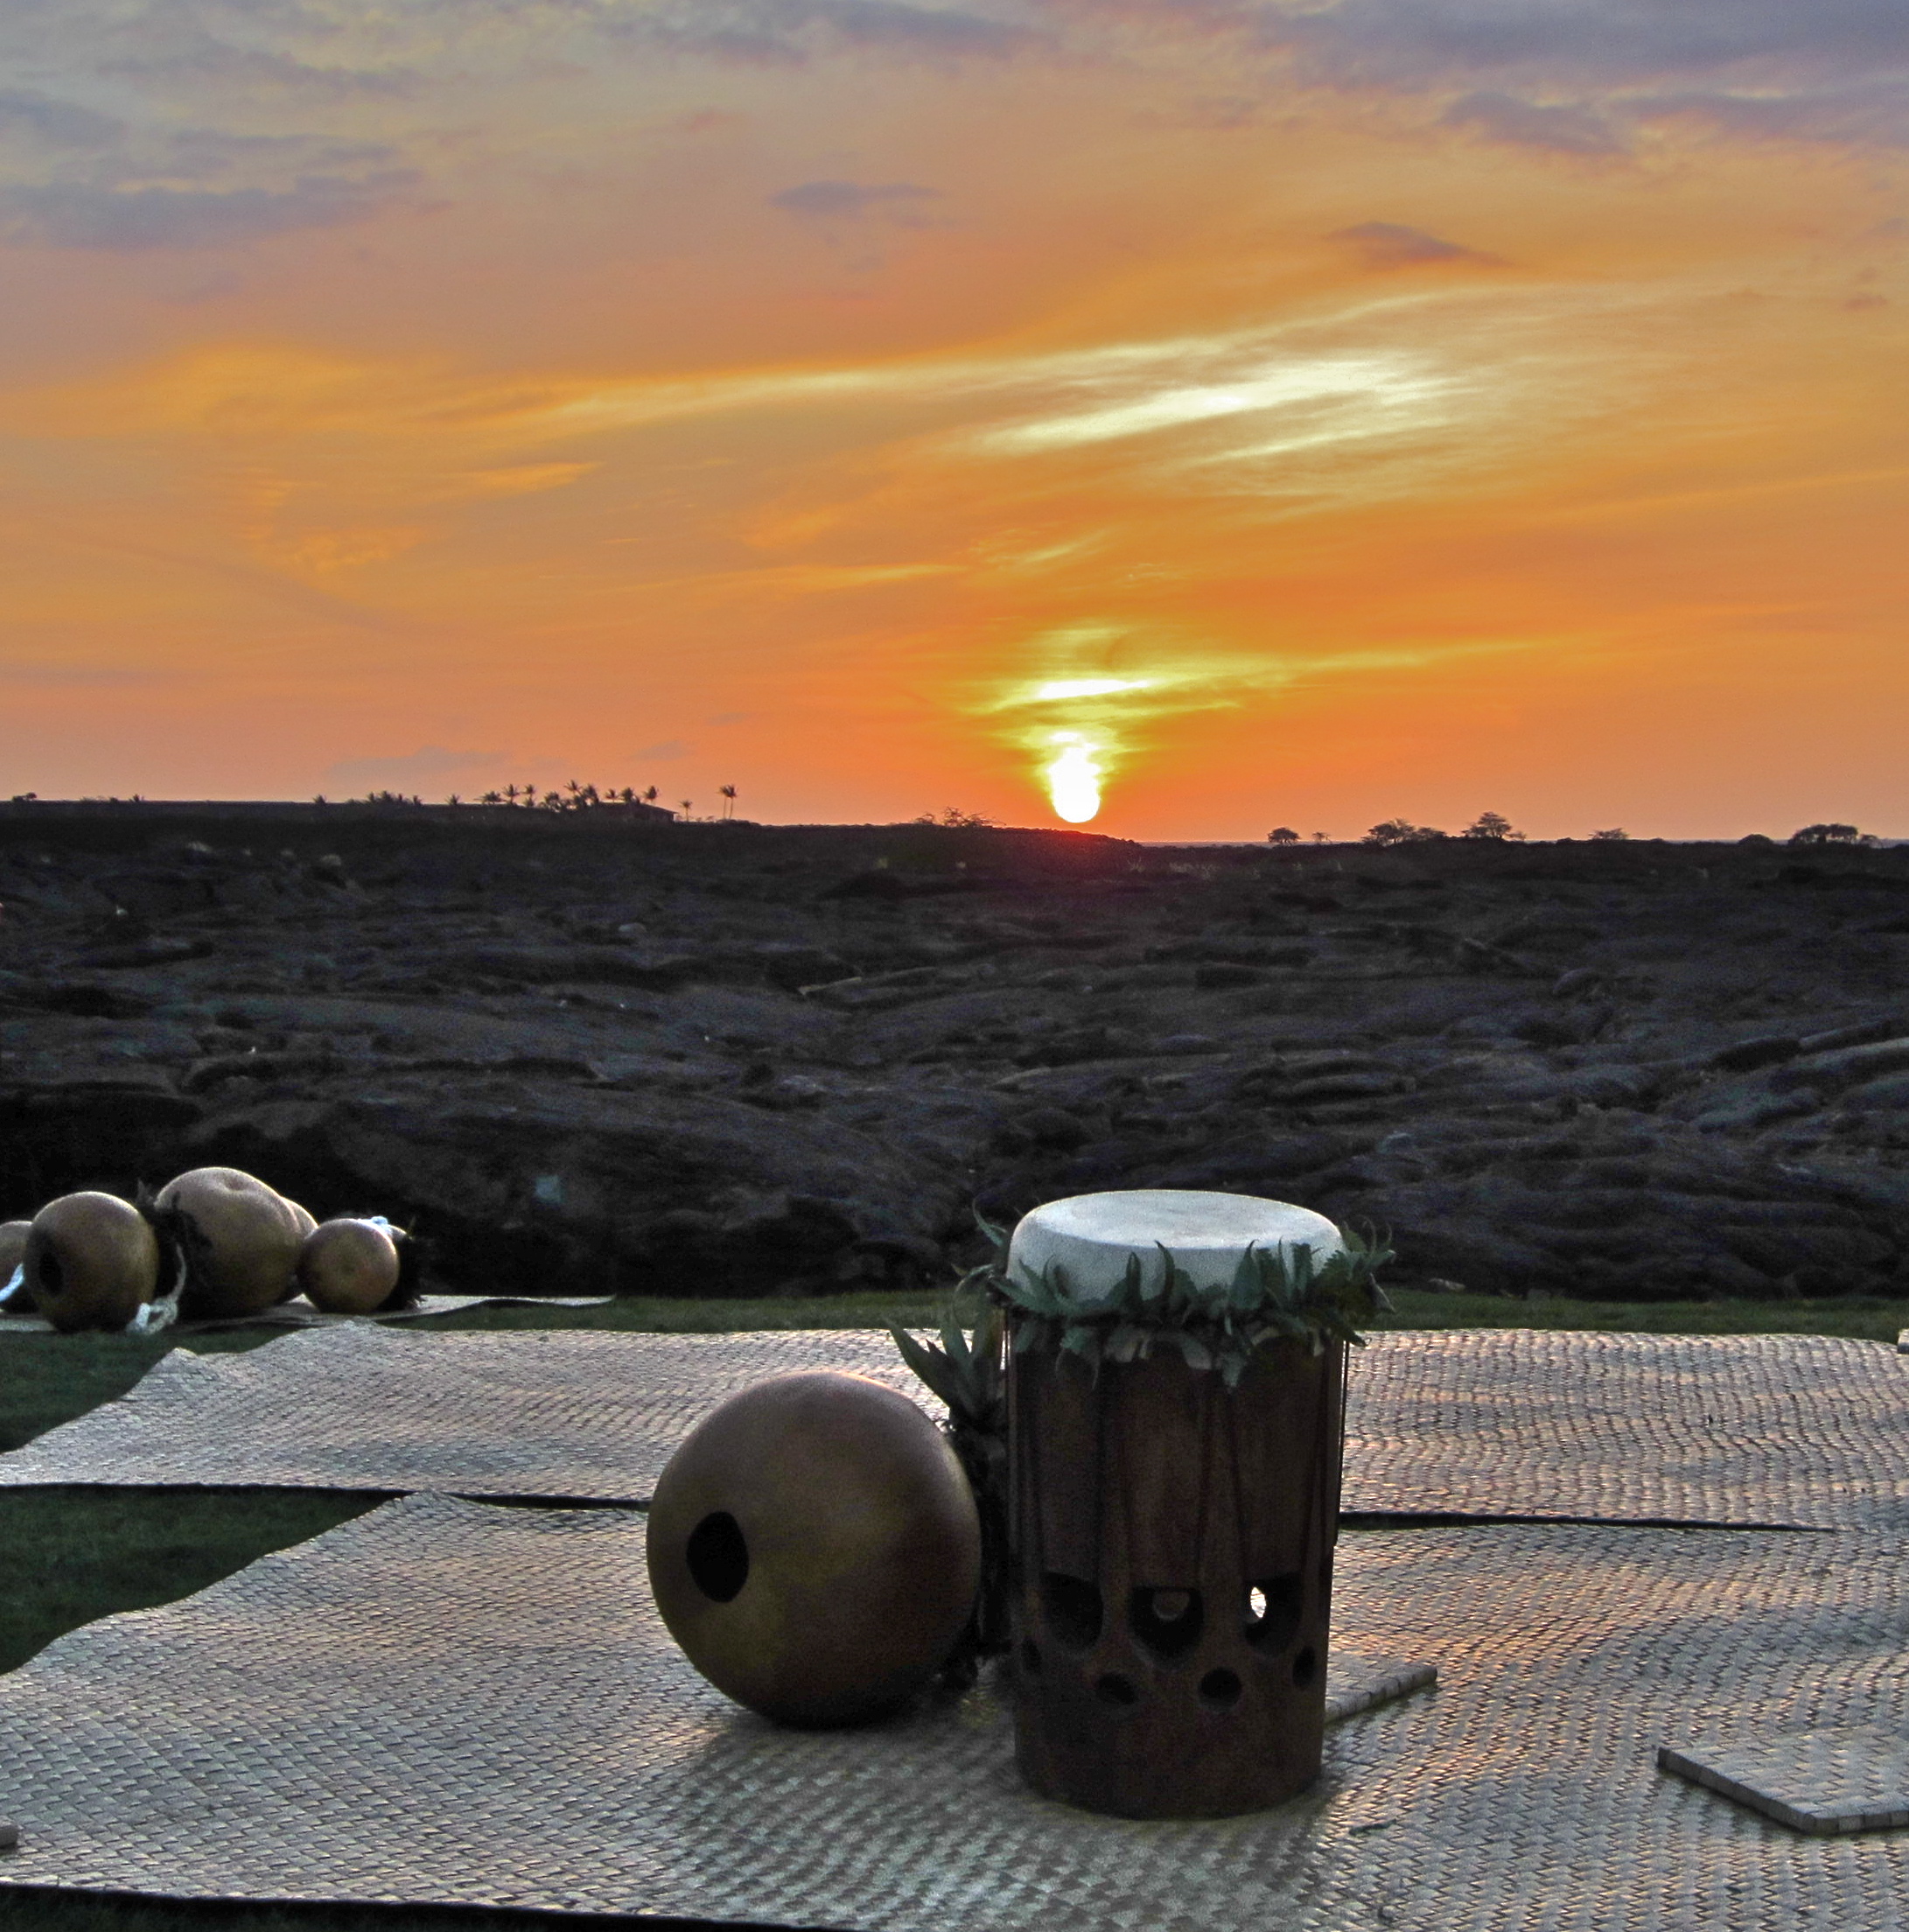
[1343,1327,1909,1531]
[0,1326,920,1502]
[3,1325,1906,1531]
[2,1495,1904,1932]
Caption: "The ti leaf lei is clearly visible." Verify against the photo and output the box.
[963,1212,1393,1389]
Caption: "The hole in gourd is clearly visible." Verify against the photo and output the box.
[35,1249,63,1294]
[684,1511,750,1603]
[1199,1668,1242,1709]
[1292,1645,1318,1689]
[1094,1672,1138,1707]
[1245,1572,1304,1652]
[1129,1586,1204,1661]
[1020,1640,1043,1676]
[1042,1572,1103,1648]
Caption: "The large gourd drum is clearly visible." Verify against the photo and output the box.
[647,1370,981,1726]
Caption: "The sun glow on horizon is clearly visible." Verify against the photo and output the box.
[1045,734,1105,822]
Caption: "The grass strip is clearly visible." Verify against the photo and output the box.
[0,1488,372,1676]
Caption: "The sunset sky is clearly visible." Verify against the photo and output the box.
[2,0,1905,837]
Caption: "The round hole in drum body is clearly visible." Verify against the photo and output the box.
[1129,1586,1203,1662]
[1199,1668,1242,1709]
[684,1511,750,1603]
[1245,1572,1304,1653]
[1094,1672,1139,1708]
[1043,1571,1104,1648]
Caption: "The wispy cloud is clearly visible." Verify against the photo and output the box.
[597,0,1037,65]
[0,0,1029,270]
[0,66,419,253]
[968,350,1448,453]
[531,299,1492,443]
[0,89,122,147]
[0,0,1036,106]
[1329,220,1506,268]
[21,281,1657,545]
[771,178,942,217]
[1038,0,1909,154]
[1,173,410,250]
[1629,83,1909,149]
[1251,0,1909,88]
[98,35,423,101]
[1438,93,1624,156]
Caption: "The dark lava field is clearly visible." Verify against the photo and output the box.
[3,802,1908,1306]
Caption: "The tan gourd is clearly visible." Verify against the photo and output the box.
[25,1193,161,1333]
[156,1166,304,1318]
[297,1218,403,1314]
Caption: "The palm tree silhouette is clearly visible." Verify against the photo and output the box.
[719,784,737,820]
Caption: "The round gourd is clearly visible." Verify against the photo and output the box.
[156,1166,303,1317]
[285,1199,318,1242]
[297,1218,402,1313]
[647,1371,980,1726]
[25,1193,161,1333]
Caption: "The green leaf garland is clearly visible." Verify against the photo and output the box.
[975,1215,1391,1387]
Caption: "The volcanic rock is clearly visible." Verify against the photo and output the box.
[3,804,1908,1301]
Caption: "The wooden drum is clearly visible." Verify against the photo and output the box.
[1005,1191,1349,1819]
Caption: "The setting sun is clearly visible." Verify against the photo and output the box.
[1044,737,1107,824]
